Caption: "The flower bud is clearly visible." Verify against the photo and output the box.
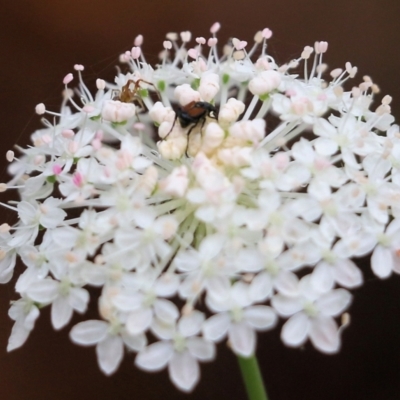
[174,84,201,106]
[218,98,245,124]
[249,70,281,96]
[198,73,220,102]
[101,100,136,123]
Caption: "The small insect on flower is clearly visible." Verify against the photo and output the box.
[113,79,161,109]
[165,101,219,141]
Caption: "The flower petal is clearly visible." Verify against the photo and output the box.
[126,308,153,335]
[135,341,173,371]
[202,313,230,342]
[309,316,340,353]
[186,337,215,361]
[317,289,352,317]
[243,306,277,330]
[168,351,200,392]
[228,322,256,357]
[371,245,392,279]
[51,296,73,330]
[96,335,124,375]
[26,279,59,303]
[281,312,309,347]
[70,320,108,345]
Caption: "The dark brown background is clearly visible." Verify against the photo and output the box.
[1,1,400,399]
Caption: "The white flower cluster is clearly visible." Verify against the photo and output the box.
[2,22,400,392]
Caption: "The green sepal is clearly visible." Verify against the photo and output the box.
[191,78,201,90]
[111,121,127,128]
[139,88,148,98]
[222,74,230,84]
[46,175,57,184]
[157,80,166,92]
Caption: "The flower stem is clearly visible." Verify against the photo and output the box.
[237,354,269,400]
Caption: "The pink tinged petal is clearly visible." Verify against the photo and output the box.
[352,233,377,257]
[112,292,142,312]
[228,322,256,357]
[126,308,153,335]
[186,188,207,204]
[8,228,38,248]
[199,234,225,260]
[186,337,215,361]
[371,245,392,279]
[231,281,252,308]
[7,322,31,351]
[179,274,204,299]
[392,250,400,274]
[368,200,388,225]
[51,296,73,330]
[281,312,310,347]
[195,206,216,223]
[237,248,264,272]
[121,331,147,352]
[310,263,334,293]
[16,268,42,293]
[135,341,174,371]
[154,273,180,297]
[96,335,124,375]
[23,306,40,330]
[206,276,231,303]
[313,117,336,138]
[309,316,339,353]
[151,318,176,340]
[154,299,179,324]
[314,137,338,156]
[26,279,59,303]
[81,264,106,286]
[178,311,205,337]
[202,313,230,342]
[271,294,303,317]
[168,351,200,392]
[317,289,352,317]
[173,250,201,272]
[249,272,273,302]
[17,201,37,224]
[332,259,363,288]
[274,270,299,296]
[0,253,16,283]
[51,227,78,248]
[386,218,400,236]
[70,320,108,345]
[243,306,277,330]
[40,205,67,229]
[68,287,89,313]
[292,139,315,164]
[135,209,156,229]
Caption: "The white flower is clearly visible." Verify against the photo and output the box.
[101,100,136,123]
[203,281,277,357]
[135,311,215,392]
[70,319,146,375]
[272,276,352,353]
[7,297,40,351]
[2,22,400,392]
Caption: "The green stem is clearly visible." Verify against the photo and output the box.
[237,354,269,400]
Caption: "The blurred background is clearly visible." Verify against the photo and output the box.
[1,0,400,399]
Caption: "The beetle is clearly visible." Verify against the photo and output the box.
[164,101,218,141]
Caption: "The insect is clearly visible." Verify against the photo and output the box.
[164,101,218,141]
[113,78,160,108]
